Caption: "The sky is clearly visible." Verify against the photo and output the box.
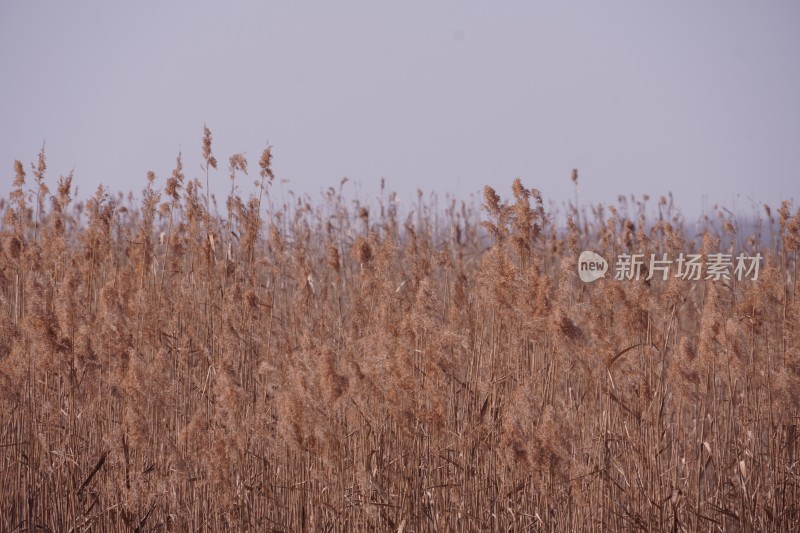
[1,1,798,220]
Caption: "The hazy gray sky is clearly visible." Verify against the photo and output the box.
[1,1,798,218]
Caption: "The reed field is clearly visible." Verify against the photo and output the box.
[1,130,799,531]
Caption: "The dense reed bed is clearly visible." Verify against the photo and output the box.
[1,132,799,531]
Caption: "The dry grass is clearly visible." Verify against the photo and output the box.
[0,133,799,531]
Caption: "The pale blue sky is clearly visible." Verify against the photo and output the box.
[1,1,798,218]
